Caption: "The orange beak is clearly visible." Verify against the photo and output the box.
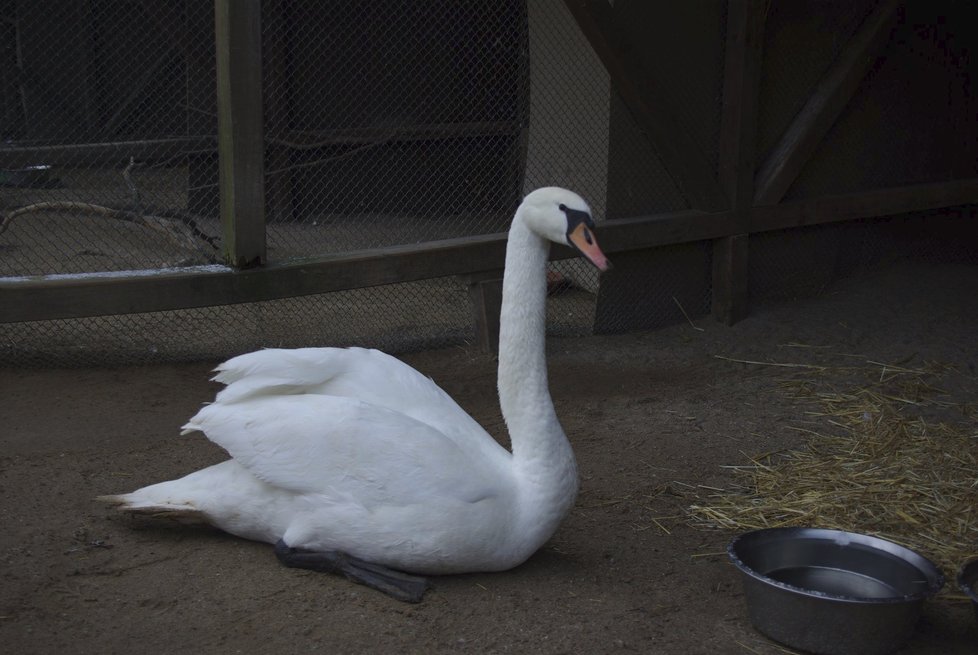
[568,222,612,271]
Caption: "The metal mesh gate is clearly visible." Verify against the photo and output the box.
[0,0,621,366]
[2,0,976,367]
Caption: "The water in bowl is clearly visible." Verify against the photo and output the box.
[768,566,902,599]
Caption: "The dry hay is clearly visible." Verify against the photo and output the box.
[688,357,978,598]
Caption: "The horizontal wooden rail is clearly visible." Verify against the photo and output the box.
[601,210,734,251]
[0,234,505,323]
[749,178,978,232]
[0,137,216,168]
[0,210,713,323]
[2,179,976,325]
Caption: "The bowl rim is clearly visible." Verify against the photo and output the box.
[728,527,945,605]
[957,557,978,603]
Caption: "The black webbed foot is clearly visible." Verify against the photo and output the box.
[274,539,429,603]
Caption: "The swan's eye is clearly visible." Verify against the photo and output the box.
[560,203,595,235]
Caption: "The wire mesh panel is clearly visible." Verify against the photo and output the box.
[0,1,221,277]
[257,0,528,257]
[1,276,472,367]
[0,0,622,366]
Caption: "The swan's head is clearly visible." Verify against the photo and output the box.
[520,187,611,271]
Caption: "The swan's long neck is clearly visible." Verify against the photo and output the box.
[498,209,578,550]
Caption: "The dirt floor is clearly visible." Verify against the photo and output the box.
[2,263,977,654]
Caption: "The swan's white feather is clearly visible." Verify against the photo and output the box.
[109,347,525,572]
[210,347,495,452]
[183,393,503,504]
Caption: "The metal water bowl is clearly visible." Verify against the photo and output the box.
[728,527,944,655]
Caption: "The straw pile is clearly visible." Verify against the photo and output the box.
[688,357,978,596]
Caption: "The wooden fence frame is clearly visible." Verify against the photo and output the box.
[2,0,976,349]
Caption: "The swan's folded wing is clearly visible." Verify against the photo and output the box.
[212,347,363,401]
[211,347,490,448]
[182,394,504,507]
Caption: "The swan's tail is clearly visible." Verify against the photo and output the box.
[96,461,289,542]
[95,462,234,522]
[96,490,208,523]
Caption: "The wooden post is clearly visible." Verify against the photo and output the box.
[712,234,749,325]
[215,0,266,267]
[712,0,768,325]
[468,271,504,353]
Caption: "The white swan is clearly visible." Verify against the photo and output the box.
[100,187,610,602]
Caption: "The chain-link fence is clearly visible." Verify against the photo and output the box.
[1,0,622,366]
[2,0,975,367]
[1,2,219,277]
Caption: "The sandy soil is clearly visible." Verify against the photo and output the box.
[2,263,976,654]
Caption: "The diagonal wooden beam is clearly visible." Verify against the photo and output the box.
[753,0,901,206]
[563,0,728,211]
